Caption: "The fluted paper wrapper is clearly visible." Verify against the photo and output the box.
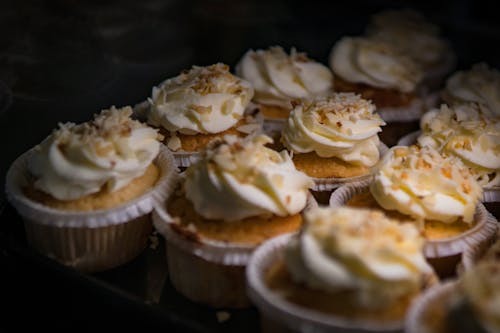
[404,281,457,333]
[460,223,500,273]
[396,130,420,147]
[5,146,179,272]
[310,142,389,192]
[152,186,317,308]
[246,233,404,333]
[329,182,497,259]
[377,98,424,123]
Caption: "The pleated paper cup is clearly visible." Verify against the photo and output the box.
[309,142,389,192]
[152,185,317,309]
[404,281,457,333]
[329,182,497,259]
[5,146,179,273]
[396,130,420,146]
[246,233,406,333]
[460,224,500,274]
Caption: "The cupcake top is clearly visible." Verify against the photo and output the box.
[235,46,333,108]
[147,63,254,135]
[442,63,500,115]
[329,36,423,93]
[281,93,385,167]
[286,206,434,308]
[30,106,161,200]
[370,145,482,224]
[458,261,500,333]
[418,103,500,188]
[365,9,452,69]
[184,134,313,221]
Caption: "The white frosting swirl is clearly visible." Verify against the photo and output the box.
[418,104,500,188]
[184,134,313,221]
[461,261,500,333]
[235,46,333,107]
[370,145,482,224]
[329,36,423,93]
[286,206,433,308]
[281,93,385,167]
[30,106,161,200]
[147,63,254,135]
[366,9,452,69]
[443,63,500,115]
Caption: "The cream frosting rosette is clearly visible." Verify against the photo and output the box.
[281,93,385,168]
[235,46,333,108]
[442,63,500,116]
[185,134,314,221]
[366,9,454,75]
[285,206,435,309]
[370,145,483,224]
[329,36,423,93]
[30,106,161,201]
[147,63,254,138]
[417,103,500,188]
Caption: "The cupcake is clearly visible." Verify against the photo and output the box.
[235,46,333,131]
[406,261,500,333]
[417,103,500,200]
[365,8,456,90]
[247,206,437,333]
[329,36,426,122]
[441,63,500,116]
[330,145,496,276]
[280,93,386,191]
[146,63,261,167]
[5,106,178,272]
[152,134,314,308]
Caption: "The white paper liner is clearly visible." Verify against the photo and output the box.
[461,221,500,273]
[310,142,389,192]
[396,130,420,146]
[329,182,497,258]
[246,233,405,333]
[152,189,318,266]
[404,281,457,333]
[377,97,424,123]
[5,146,179,228]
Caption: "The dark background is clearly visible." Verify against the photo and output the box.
[1,0,499,332]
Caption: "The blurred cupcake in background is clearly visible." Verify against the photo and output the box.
[365,8,456,91]
[5,106,178,272]
[236,46,333,130]
[441,63,500,116]
[329,36,426,122]
[145,63,261,167]
[417,103,500,199]
[280,93,386,191]
[247,206,437,332]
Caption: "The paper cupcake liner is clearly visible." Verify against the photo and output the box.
[329,182,497,258]
[5,146,179,272]
[152,188,318,266]
[396,130,420,146]
[310,142,389,192]
[246,233,405,333]
[377,98,424,123]
[404,281,457,333]
[460,219,500,273]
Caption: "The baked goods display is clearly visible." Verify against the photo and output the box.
[280,93,386,191]
[4,5,500,332]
